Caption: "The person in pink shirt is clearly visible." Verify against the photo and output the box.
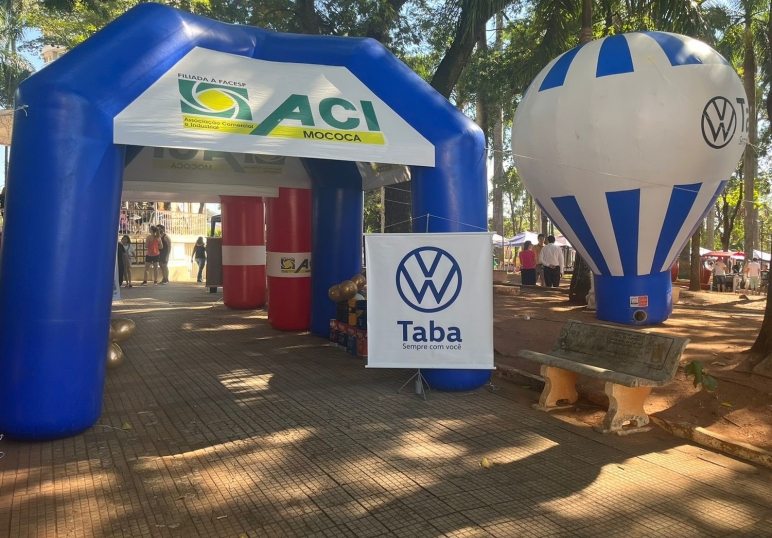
[519,240,537,286]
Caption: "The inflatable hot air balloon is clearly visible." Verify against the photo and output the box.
[512,32,747,324]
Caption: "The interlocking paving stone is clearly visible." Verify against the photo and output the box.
[1,283,772,537]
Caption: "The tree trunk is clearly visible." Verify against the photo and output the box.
[383,183,412,232]
[689,228,701,291]
[743,14,757,261]
[475,33,489,136]
[198,203,205,214]
[768,0,772,134]
[297,0,320,34]
[706,207,715,250]
[380,187,386,233]
[751,234,772,355]
[528,195,533,231]
[569,254,592,304]
[491,12,504,236]
[430,2,501,98]
[580,0,593,44]
[751,2,772,363]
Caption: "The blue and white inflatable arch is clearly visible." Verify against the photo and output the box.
[0,4,488,440]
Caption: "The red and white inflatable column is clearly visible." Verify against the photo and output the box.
[266,188,312,331]
[220,196,266,309]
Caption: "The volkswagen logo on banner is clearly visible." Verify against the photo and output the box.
[396,247,462,313]
[701,96,737,149]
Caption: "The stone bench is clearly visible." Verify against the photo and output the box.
[518,320,688,434]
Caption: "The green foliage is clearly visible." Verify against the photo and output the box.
[25,0,211,50]
[363,188,382,233]
[684,360,718,392]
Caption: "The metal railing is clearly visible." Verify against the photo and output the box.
[118,209,207,237]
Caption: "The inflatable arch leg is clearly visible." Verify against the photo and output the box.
[304,159,363,337]
[266,188,312,331]
[220,196,266,310]
[410,147,492,392]
[0,98,124,440]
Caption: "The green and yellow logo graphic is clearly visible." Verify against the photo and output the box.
[179,80,252,120]
[180,80,385,146]
[280,257,310,274]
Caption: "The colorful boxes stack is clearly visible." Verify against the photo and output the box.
[355,299,367,359]
[329,299,367,359]
[346,325,358,355]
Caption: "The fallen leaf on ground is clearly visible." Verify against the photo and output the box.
[721,402,732,407]
[121,422,132,430]
[481,458,491,468]
[711,361,727,366]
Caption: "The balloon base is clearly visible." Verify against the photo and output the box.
[420,368,492,392]
[594,272,672,325]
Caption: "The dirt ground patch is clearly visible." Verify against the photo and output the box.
[493,284,772,451]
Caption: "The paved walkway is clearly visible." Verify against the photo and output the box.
[1,284,771,538]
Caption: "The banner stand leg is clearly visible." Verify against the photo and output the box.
[397,369,431,402]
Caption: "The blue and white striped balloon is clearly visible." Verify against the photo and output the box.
[512,32,747,324]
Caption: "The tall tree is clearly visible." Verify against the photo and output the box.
[689,228,701,291]
[0,0,33,178]
[568,0,595,303]
[742,2,758,260]
[491,12,504,236]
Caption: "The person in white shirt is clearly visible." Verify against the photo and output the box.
[540,235,564,287]
[745,257,762,295]
[712,258,728,292]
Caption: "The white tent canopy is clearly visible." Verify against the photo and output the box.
[491,232,573,248]
[754,250,771,262]
[509,231,540,247]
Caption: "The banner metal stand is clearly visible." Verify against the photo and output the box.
[397,369,431,401]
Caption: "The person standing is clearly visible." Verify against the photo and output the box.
[191,237,207,283]
[745,257,762,296]
[519,241,537,286]
[540,235,564,287]
[533,234,546,286]
[117,240,126,289]
[121,235,133,287]
[712,258,728,292]
[158,224,172,285]
[142,226,161,285]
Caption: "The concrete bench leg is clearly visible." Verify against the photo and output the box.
[598,383,652,434]
[535,365,579,410]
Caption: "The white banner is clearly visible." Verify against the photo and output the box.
[115,47,434,167]
[122,147,311,202]
[364,233,493,369]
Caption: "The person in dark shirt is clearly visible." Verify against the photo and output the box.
[117,241,126,288]
[191,236,207,283]
[158,224,171,284]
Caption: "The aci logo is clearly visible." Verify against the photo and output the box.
[179,80,252,121]
[281,257,310,274]
[396,247,462,313]
[701,96,737,149]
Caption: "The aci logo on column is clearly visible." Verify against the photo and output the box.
[395,247,462,346]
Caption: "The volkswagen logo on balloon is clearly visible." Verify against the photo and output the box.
[396,247,462,313]
[701,96,737,149]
